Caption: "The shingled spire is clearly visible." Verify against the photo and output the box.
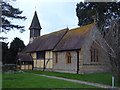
[29,11,42,30]
[29,11,42,43]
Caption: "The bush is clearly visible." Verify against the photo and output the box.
[2,64,17,73]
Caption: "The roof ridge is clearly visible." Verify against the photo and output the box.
[69,23,95,32]
[37,28,69,38]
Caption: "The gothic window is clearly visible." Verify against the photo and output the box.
[90,41,99,62]
[37,51,45,59]
[55,53,58,63]
[66,52,71,64]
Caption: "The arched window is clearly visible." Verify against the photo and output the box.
[66,52,71,64]
[90,41,99,62]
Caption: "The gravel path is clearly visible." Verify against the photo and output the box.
[32,73,119,89]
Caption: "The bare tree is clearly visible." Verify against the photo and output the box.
[105,20,120,85]
[94,19,120,86]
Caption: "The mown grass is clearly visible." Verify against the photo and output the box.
[0,73,2,89]
[2,72,98,88]
[26,70,119,87]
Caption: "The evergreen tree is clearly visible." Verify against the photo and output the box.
[2,42,9,64]
[2,38,25,64]
[1,1,26,33]
[76,2,119,28]
[9,37,25,64]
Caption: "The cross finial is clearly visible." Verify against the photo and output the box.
[35,6,36,10]
[66,25,69,30]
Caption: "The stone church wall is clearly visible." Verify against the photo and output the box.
[81,25,109,73]
[53,26,109,74]
[53,51,78,73]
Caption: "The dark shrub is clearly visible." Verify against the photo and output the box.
[2,64,17,73]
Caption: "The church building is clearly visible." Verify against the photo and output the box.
[19,11,109,74]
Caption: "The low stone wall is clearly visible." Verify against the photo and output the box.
[53,69,77,74]
[33,67,53,71]
[2,64,17,72]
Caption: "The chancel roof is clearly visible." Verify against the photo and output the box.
[54,23,95,51]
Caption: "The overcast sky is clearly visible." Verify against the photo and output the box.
[1,0,83,45]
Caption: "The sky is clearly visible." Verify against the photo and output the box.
[1,0,84,46]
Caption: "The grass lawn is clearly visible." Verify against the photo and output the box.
[2,72,98,88]
[0,73,2,89]
[26,71,119,87]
